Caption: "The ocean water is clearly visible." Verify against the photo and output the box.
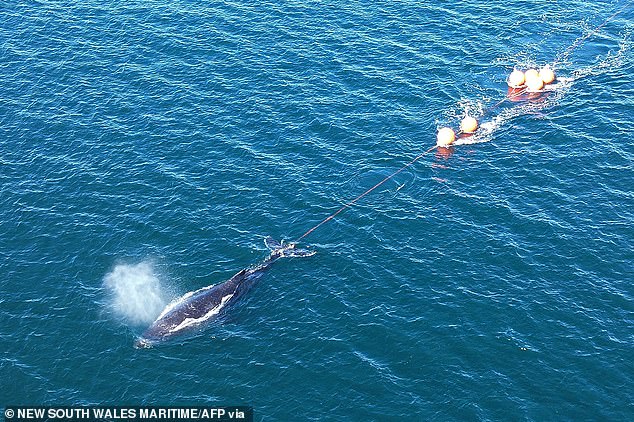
[1,0,633,420]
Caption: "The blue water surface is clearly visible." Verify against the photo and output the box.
[1,0,633,420]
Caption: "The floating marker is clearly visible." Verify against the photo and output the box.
[508,69,525,88]
[539,65,555,84]
[524,68,539,82]
[526,75,544,92]
[460,116,479,133]
[436,127,456,147]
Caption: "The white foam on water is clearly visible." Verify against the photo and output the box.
[454,28,632,147]
[452,75,577,147]
[103,261,170,325]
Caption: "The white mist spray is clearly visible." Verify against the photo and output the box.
[103,261,169,325]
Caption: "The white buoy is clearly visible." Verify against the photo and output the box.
[526,76,544,92]
[524,68,539,82]
[539,65,555,84]
[436,127,456,147]
[508,69,525,88]
[460,116,478,133]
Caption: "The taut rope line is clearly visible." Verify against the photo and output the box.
[295,145,438,243]
[554,1,632,66]
[293,2,631,244]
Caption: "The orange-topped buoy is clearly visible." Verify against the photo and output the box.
[508,69,525,88]
[436,127,456,147]
[460,116,478,133]
[539,65,555,84]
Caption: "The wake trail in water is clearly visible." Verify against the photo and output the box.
[103,261,170,326]
[295,29,632,241]
[452,26,632,147]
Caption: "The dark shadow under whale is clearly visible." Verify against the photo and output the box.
[135,238,314,348]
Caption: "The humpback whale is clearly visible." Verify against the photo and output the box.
[135,238,314,348]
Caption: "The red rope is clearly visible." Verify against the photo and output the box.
[293,2,631,244]
[294,87,536,243]
[485,86,528,114]
[295,144,438,242]
[555,1,631,65]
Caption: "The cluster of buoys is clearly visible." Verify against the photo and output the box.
[508,65,556,92]
[436,65,556,148]
[436,114,479,147]
[436,115,479,147]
